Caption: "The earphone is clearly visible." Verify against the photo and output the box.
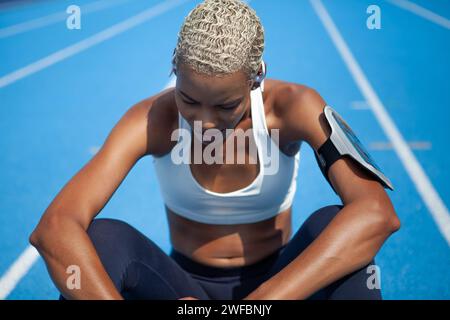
[252,60,267,92]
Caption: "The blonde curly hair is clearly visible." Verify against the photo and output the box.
[172,0,265,79]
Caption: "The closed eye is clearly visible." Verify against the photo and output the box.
[182,99,198,105]
[182,100,239,109]
[219,103,239,110]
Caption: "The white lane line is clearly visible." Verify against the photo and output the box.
[407,141,433,150]
[0,75,177,299]
[0,0,134,39]
[0,246,40,300]
[350,100,371,110]
[310,0,450,245]
[0,0,189,89]
[387,0,450,30]
[369,141,432,151]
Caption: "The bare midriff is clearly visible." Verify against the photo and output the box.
[167,207,292,268]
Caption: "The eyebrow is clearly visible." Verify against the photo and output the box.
[179,90,243,106]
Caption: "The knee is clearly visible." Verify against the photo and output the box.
[87,218,131,238]
[86,218,138,251]
[86,218,159,259]
[302,205,343,240]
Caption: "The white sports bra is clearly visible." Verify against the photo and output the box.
[152,78,300,225]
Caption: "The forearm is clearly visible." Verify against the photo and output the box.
[30,217,123,300]
[245,200,398,300]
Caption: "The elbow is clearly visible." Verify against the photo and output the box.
[29,229,40,248]
[29,213,64,250]
[379,211,401,236]
[387,212,401,233]
[348,198,401,266]
[29,221,49,250]
[29,225,49,249]
[368,199,401,236]
[29,217,45,248]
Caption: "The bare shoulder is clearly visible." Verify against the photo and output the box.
[123,87,178,157]
[265,79,325,117]
[264,79,328,148]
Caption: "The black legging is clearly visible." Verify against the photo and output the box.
[60,205,381,300]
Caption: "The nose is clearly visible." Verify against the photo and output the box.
[194,108,219,132]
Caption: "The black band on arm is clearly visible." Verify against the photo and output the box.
[314,138,341,194]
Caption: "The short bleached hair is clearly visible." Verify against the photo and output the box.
[172,0,265,79]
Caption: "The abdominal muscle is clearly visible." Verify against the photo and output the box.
[166,206,293,268]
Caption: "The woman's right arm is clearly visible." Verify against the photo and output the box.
[29,98,158,300]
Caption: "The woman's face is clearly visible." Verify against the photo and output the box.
[174,63,253,143]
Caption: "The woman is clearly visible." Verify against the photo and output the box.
[29,0,400,300]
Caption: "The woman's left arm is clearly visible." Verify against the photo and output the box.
[244,85,401,300]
